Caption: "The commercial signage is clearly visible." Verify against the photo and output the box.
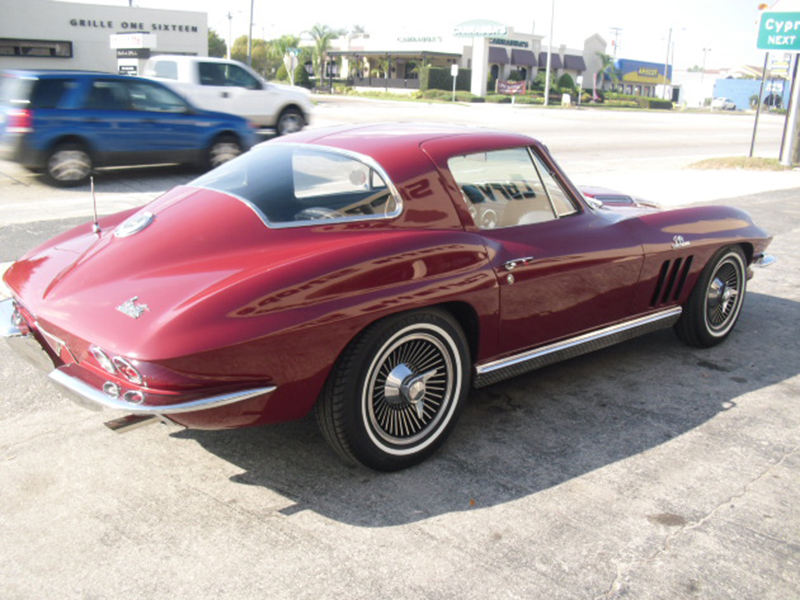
[489,38,529,48]
[118,65,138,75]
[758,12,800,52]
[116,48,150,59]
[497,80,526,95]
[454,20,508,38]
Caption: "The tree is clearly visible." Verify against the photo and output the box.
[307,23,345,79]
[596,52,619,90]
[231,35,274,77]
[208,28,227,58]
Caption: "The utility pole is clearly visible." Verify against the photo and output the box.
[662,27,672,100]
[226,12,232,60]
[610,27,621,59]
[543,0,555,107]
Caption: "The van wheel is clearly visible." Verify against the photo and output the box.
[45,143,92,187]
[276,108,304,136]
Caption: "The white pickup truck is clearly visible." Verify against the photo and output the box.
[144,55,312,135]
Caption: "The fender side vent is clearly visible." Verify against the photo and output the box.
[651,256,694,306]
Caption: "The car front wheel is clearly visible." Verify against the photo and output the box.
[675,246,747,347]
[45,143,92,187]
[316,309,471,471]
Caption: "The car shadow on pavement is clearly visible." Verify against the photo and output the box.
[176,291,799,528]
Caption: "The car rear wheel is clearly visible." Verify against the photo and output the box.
[675,246,747,348]
[276,108,304,136]
[45,143,92,187]
[206,135,242,170]
[316,309,470,471]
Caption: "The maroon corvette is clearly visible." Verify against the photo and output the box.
[1,124,774,470]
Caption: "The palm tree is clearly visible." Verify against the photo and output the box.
[307,23,344,80]
[596,52,619,91]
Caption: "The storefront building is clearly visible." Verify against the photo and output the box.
[615,59,672,98]
[329,23,607,97]
[0,0,206,76]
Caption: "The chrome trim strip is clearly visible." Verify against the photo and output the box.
[191,143,404,230]
[474,307,683,388]
[754,254,776,268]
[48,367,276,415]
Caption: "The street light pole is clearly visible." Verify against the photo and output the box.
[662,27,672,100]
[247,0,254,66]
[543,0,555,107]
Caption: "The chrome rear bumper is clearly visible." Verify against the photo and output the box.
[2,298,276,419]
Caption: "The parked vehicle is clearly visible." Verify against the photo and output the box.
[144,55,312,135]
[711,97,736,110]
[0,70,258,187]
[1,124,774,471]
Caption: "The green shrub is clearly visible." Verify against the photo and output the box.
[557,73,575,91]
[419,66,471,92]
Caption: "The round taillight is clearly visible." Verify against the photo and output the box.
[91,346,116,374]
[122,390,145,405]
[112,357,144,386]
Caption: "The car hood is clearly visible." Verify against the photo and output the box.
[3,186,364,359]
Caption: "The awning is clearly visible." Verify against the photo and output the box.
[563,55,587,71]
[489,47,509,65]
[510,49,537,67]
[538,53,562,69]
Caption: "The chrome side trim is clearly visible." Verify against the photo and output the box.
[48,367,276,415]
[474,307,683,388]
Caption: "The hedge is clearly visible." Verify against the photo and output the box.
[419,66,471,92]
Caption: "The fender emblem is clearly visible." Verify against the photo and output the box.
[116,296,149,319]
[672,235,691,249]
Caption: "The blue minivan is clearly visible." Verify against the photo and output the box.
[0,70,259,186]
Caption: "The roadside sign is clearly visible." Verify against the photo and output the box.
[758,12,800,52]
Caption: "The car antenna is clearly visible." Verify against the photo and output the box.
[91,176,101,235]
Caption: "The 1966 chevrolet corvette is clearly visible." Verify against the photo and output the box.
[1,124,774,470]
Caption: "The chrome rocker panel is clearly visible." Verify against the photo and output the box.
[474,307,683,388]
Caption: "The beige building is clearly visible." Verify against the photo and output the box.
[0,0,206,75]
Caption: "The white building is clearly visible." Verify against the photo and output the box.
[0,0,206,75]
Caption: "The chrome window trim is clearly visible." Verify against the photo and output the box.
[190,143,404,230]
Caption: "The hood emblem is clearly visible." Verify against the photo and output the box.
[672,235,691,249]
[116,296,149,319]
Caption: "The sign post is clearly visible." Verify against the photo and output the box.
[451,64,459,102]
[757,10,800,164]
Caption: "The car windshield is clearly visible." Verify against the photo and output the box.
[189,144,402,227]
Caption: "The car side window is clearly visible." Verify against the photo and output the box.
[85,80,132,111]
[199,62,260,90]
[448,148,557,229]
[529,151,578,217]
[122,80,188,113]
[152,60,178,80]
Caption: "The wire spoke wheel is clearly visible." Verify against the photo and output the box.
[705,259,743,333]
[366,331,454,447]
[316,309,469,471]
[676,246,747,348]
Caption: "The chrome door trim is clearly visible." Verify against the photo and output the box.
[474,307,682,388]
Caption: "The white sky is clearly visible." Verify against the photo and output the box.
[55,0,791,70]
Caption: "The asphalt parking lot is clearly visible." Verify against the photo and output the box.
[1,100,799,599]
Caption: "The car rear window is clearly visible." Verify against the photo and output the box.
[190,144,402,227]
[29,78,73,108]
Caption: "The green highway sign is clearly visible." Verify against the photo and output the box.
[758,11,800,52]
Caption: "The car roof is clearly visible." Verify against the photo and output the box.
[272,123,541,183]
[1,69,151,82]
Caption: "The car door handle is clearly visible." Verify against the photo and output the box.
[503,257,535,271]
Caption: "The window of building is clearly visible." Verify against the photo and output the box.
[0,39,72,58]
